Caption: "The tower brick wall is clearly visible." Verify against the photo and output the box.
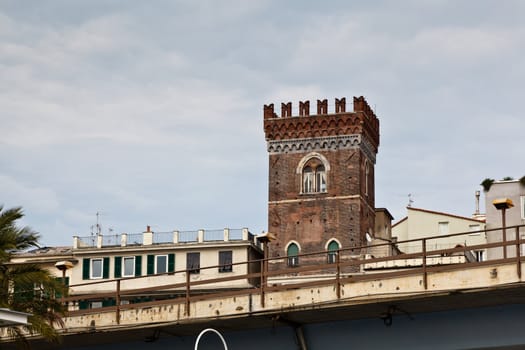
[263,97,380,270]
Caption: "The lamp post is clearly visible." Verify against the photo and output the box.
[256,231,276,306]
[493,198,514,259]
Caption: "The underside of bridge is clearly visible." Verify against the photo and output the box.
[9,281,525,350]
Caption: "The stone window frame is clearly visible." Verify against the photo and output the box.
[285,241,301,267]
[296,152,330,195]
[326,239,341,264]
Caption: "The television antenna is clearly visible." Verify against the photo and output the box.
[90,211,105,236]
[408,194,414,208]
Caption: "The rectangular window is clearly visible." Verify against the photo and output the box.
[438,222,449,235]
[288,256,299,267]
[123,257,135,277]
[91,301,103,309]
[327,251,337,264]
[156,255,168,274]
[91,258,103,279]
[469,224,481,235]
[474,250,485,262]
[521,196,525,220]
[187,252,200,274]
[219,251,233,272]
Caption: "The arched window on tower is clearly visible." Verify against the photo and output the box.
[301,160,327,194]
[327,240,340,264]
[287,243,299,267]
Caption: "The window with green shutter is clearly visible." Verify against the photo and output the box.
[135,255,142,277]
[79,300,89,310]
[103,257,110,279]
[287,243,299,267]
[82,258,90,280]
[168,253,175,273]
[147,255,155,275]
[54,277,69,298]
[114,257,122,278]
[122,257,135,277]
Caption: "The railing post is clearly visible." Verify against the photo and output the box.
[116,279,121,324]
[173,230,179,244]
[242,228,249,241]
[121,233,127,247]
[73,236,79,249]
[96,234,103,248]
[422,238,427,290]
[502,210,507,259]
[260,257,265,308]
[185,271,191,316]
[336,249,341,299]
[516,227,521,279]
[224,228,230,242]
[198,229,204,243]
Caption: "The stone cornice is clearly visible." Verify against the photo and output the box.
[267,135,377,163]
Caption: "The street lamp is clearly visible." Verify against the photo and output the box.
[256,232,277,291]
[493,198,514,259]
[55,260,74,283]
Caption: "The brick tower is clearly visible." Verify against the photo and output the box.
[263,97,380,269]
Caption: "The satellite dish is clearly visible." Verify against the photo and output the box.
[365,232,373,242]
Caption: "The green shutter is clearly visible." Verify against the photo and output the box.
[135,255,142,276]
[82,259,90,280]
[287,243,299,256]
[102,298,116,307]
[168,254,175,273]
[103,257,110,279]
[114,257,122,278]
[79,300,89,310]
[54,277,69,298]
[328,241,339,252]
[147,255,154,275]
[14,282,34,303]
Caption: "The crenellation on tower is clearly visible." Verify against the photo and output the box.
[317,99,328,114]
[299,100,310,116]
[335,97,346,113]
[263,103,277,119]
[281,102,292,118]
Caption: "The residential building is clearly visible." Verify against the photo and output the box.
[484,179,525,260]
[9,227,262,310]
[392,207,486,261]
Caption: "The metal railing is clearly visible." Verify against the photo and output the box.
[126,233,143,246]
[152,231,173,244]
[101,235,120,247]
[75,228,251,248]
[204,229,224,241]
[179,230,199,243]
[62,224,525,324]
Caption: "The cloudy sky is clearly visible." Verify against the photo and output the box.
[1,0,524,246]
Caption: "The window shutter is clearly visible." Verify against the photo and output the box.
[135,255,142,276]
[79,300,89,310]
[54,277,69,298]
[103,257,110,279]
[82,258,90,280]
[114,257,122,278]
[102,299,116,307]
[168,254,175,273]
[147,255,154,275]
